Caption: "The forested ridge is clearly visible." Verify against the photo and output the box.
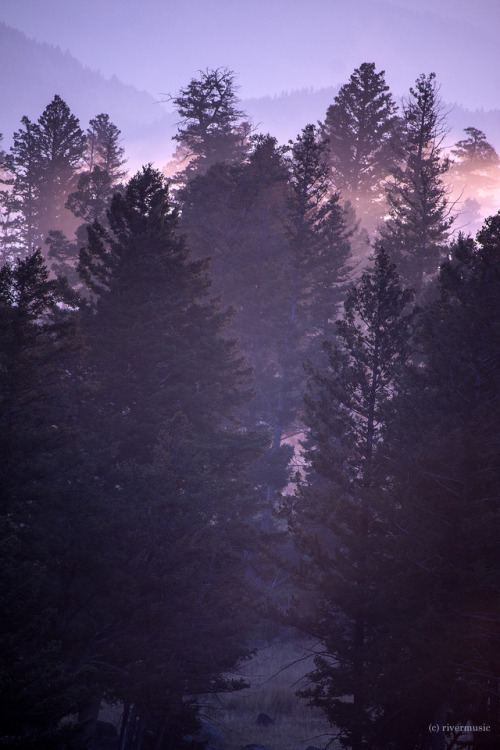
[0,64,499,750]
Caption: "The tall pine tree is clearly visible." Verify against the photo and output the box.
[0,250,86,749]
[1,96,86,256]
[378,73,452,295]
[171,67,250,180]
[322,62,399,233]
[76,165,265,745]
[180,127,352,504]
[288,247,415,750]
[448,127,500,233]
[380,216,500,749]
[49,112,127,284]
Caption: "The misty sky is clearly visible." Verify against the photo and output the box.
[2,0,500,111]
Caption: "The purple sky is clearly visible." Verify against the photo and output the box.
[2,0,500,110]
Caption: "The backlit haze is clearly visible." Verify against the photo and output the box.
[2,0,500,219]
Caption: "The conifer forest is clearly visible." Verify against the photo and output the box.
[1,63,500,750]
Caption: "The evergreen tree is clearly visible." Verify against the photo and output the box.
[0,166,265,749]
[452,126,500,171]
[36,96,86,241]
[172,67,250,179]
[65,167,114,227]
[179,134,290,398]
[322,62,399,232]
[0,134,23,263]
[180,134,295,493]
[1,96,86,254]
[0,250,85,748]
[180,128,352,501]
[380,216,500,749]
[272,124,352,451]
[286,124,353,347]
[448,127,500,233]
[76,165,265,744]
[2,116,42,253]
[49,113,126,285]
[0,250,78,502]
[378,73,453,295]
[66,113,126,225]
[287,247,415,750]
[84,113,127,180]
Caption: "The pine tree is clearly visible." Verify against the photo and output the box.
[1,96,86,255]
[179,135,289,403]
[76,165,265,743]
[322,62,399,232]
[286,124,353,346]
[0,166,265,748]
[84,113,126,179]
[288,247,415,750]
[66,113,126,225]
[0,134,23,263]
[452,126,499,171]
[378,73,453,295]
[273,124,352,450]
[2,116,42,253]
[180,128,352,501]
[172,67,250,179]
[36,96,86,241]
[448,127,500,233]
[0,250,85,748]
[48,113,126,286]
[380,216,500,749]
[180,135,295,493]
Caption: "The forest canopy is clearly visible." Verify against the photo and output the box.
[0,64,499,750]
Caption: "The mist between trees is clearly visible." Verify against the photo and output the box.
[1,64,499,750]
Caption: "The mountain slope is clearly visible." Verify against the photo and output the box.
[2,22,500,176]
[0,23,177,168]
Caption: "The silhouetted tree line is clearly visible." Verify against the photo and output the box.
[0,64,499,749]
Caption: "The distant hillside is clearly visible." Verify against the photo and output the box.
[242,88,500,157]
[0,23,177,169]
[242,87,340,141]
[442,103,500,154]
[2,22,500,176]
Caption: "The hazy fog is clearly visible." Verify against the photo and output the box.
[1,0,499,111]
